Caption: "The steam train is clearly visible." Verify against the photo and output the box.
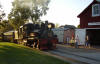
[2,21,58,50]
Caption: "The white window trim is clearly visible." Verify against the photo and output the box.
[92,4,100,17]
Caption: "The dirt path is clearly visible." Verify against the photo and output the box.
[43,44,100,64]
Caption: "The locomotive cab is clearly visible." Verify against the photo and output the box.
[18,23,37,46]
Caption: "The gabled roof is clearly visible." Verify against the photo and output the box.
[77,0,100,18]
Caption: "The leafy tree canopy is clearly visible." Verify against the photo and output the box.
[18,0,50,22]
[77,24,80,28]
[8,7,31,30]
[0,4,5,22]
[8,0,50,30]
[0,20,13,33]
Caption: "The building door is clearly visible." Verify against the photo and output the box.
[87,29,100,45]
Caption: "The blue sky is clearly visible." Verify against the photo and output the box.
[0,0,93,26]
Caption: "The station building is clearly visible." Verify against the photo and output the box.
[78,0,100,45]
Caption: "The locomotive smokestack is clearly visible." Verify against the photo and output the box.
[45,20,48,25]
[45,20,49,29]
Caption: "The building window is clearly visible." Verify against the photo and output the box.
[92,4,100,17]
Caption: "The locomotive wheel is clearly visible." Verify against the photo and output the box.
[33,42,35,48]
[33,39,40,49]
[36,40,40,49]
[33,42,38,49]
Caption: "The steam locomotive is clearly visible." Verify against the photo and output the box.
[2,21,58,50]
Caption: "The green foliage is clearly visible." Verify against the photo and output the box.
[8,6,31,30]
[77,24,80,28]
[0,42,69,64]
[55,23,60,28]
[14,0,50,22]
[0,20,13,33]
[0,4,5,22]
[8,0,50,30]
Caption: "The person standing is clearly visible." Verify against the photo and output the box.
[66,36,70,45]
[85,35,90,48]
[75,35,79,48]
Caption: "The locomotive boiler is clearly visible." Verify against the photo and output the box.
[2,21,58,50]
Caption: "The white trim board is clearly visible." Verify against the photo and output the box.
[85,28,100,29]
[88,22,100,25]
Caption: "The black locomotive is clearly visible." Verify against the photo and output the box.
[2,21,58,50]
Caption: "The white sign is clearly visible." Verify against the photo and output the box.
[88,22,100,25]
[75,29,86,45]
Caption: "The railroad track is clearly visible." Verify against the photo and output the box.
[44,44,100,64]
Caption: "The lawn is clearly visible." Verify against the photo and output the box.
[0,42,70,64]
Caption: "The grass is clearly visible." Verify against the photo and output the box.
[0,42,70,64]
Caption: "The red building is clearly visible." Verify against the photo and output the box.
[78,0,100,45]
[78,0,100,28]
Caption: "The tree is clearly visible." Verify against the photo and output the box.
[0,20,13,33]
[55,23,60,28]
[8,7,31,30]
[8,0,50,30]
[77,24,80,28]
[17,0,50,23]
[0,4,5,22]
[0,4,6,34]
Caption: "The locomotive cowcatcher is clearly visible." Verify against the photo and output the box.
[17,21,58,50]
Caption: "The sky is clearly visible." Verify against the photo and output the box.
[0,0,93,26]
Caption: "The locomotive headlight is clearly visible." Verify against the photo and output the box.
[48,24,52,29]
